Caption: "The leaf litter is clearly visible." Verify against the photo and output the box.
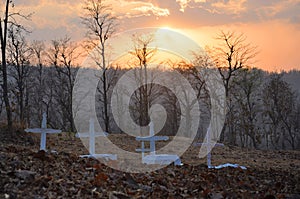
[0,131,299,198]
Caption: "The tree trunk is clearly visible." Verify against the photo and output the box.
[0,0,12,131]
[102,69,109,133]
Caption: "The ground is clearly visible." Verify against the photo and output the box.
[0,130,299,199]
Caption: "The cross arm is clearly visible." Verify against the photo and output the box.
[25,128,61,134]
[136,136,169,142]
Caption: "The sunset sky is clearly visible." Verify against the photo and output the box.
[11,0,300,71]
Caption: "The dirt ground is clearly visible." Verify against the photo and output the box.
[0,131,299,198]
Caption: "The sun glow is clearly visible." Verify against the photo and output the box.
[160,26,172,30]
[107,27,203,70]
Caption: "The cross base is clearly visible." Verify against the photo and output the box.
[142,154,182,166]
[211,163,247,170]
[79,154,117,161]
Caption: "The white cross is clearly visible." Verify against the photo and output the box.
[195,126,224,168]
[76,118,116,160]
[136,121,182,165]
[25,113,61,151]
[195,126,246,169]
[136,121,169,157]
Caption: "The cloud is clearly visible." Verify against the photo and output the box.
[172,0,300,26]
[175,0,246,14]
[11,0,84,41]
[210,0,247,15]
[15,0,82,29]
[176,0,191,12]
[14,0,170,40]
[255,0,300,23]
[108,0,170,18]
[15,0,170,29]
[129,2,170,17]
[176,0,206,12]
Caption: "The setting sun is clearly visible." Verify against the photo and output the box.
[159,26,171,30]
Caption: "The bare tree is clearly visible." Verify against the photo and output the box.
[1,0,14,130]
[232,68,264,148]
[57,37,80,132]
[209,31,257,143]
[292,103,300,149]
[128,33,157,130]
[0,0,31,130]
[81,0,117,133]
[211,31,257,97]
[31,40,46,124]
[282,93,300,150]
[0,83,3,118]
[171,61,210,138]
[7,25,32,127]
[47,37,80,132]
[262,74,297,149]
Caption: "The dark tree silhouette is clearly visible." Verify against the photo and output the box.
[209,31,257,143]
[81,0,117,133]
[0,0,31,130]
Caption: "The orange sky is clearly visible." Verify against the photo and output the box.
[10,0,300,71]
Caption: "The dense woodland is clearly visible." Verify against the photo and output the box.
[1,63,300,150]
[0,0,299,151]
